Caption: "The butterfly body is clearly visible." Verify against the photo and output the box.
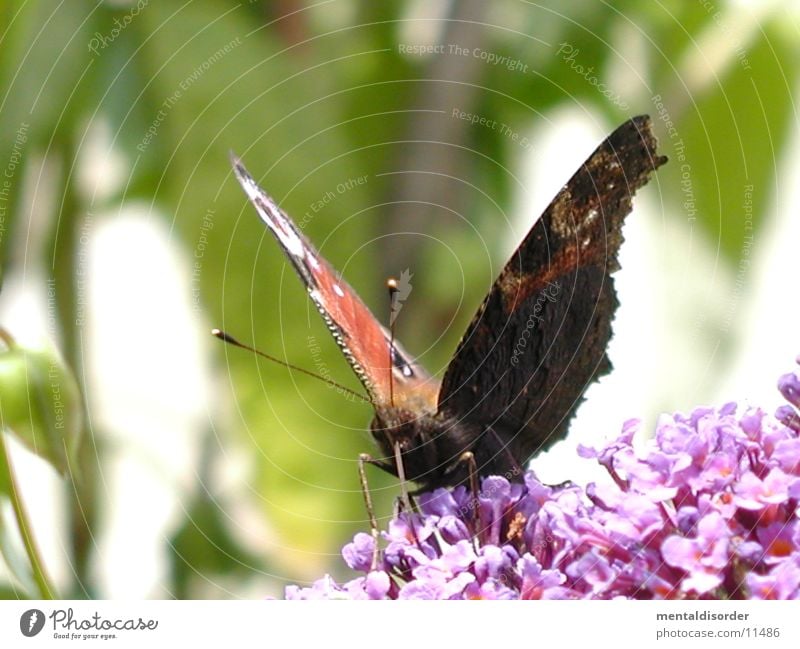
[369,406,511,490]
[231,115,666,490]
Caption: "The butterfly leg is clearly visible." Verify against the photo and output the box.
[358,453,383,570]
[391,441,413,513]
[359,451,416,511]
[456,451,481,542]
[487,427,525,482]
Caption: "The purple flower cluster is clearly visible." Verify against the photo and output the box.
[286,365,800,600]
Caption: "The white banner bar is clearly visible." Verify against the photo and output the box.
[0,600,797,647]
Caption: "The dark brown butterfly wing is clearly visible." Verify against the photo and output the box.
[437,116,666,465]
[231,156,436,410]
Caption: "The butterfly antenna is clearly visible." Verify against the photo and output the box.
[386,278,399,408]
[211,329,371,404]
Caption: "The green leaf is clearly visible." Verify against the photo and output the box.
[0,344,82,477]
[169,494,264,598]
[0,2,96,271]
[668,22,798,265]
[0,584,30,599]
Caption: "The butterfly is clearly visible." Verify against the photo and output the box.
[230,115,666,491]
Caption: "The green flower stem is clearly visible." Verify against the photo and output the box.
[0,419,57,599]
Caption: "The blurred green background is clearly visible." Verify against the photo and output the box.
[0,0,798,598]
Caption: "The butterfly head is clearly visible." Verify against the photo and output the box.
[370,406,415,441]
[369,404,442,479]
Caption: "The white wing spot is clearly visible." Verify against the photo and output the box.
[240,177,305,258]
[267,214,305,258]
[333,284,345,297]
